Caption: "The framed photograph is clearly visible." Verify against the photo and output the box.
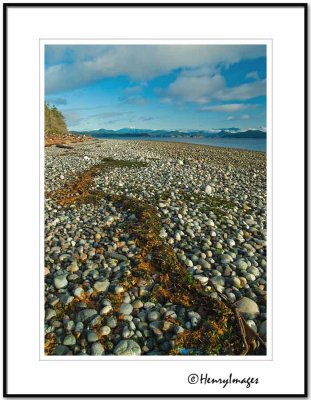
[3,2,308,397]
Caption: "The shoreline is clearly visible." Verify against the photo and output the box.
[78,136,267,153]
[45,140,267,356]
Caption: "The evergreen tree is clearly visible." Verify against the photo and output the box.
[45,103,69,136]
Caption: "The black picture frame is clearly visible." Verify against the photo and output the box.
[3,2,308,397]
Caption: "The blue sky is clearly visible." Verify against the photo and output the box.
[45,45,266,131]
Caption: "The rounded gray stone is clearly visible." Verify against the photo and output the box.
[63,334,76,346]
[132,300,143,309]
[45,308,57,321]
[65,320,75,332]
[53,345,70,355]
[76,309,98,323]
[54,274,68,289]
[235,259,248,270]
[147,311,160,322]
[91,342,105,355]
[100,305,113,315]
[211,276,225,287]
[114,286,124,294]
[248,266,260,277]
[74,321,84,333]
[113,340,141,356]
[87,331,99,343]
[94,280,110,292]
[119,303,133,315]
[199,259,211,269]
[232,277,241,289]
[73,287,84,298]
[236,297,260,320]
[106,317,117,328]
[220,254,233,265]
[100,326,111,336]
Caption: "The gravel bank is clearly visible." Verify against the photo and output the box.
[44,139,267,356]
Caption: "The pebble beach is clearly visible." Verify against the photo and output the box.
[44,139,267,356]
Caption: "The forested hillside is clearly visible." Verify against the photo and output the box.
[44,103,90,146]
[45,103,69,136]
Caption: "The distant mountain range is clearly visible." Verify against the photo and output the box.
[71,127,266,139]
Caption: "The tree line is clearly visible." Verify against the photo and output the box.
[45,103,69,136]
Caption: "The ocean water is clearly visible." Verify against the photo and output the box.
[94,135,266,152]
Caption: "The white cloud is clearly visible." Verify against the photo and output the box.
[200,103,251,112]
[63,110,130,129]
[226,114,250,121]
[246,71,260,80]
[166,71,266,104]
[214,80,266,101]
[125,85,142,94]
[167,73,225,103]
[45,44,266,94]
[159,97,173,104]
